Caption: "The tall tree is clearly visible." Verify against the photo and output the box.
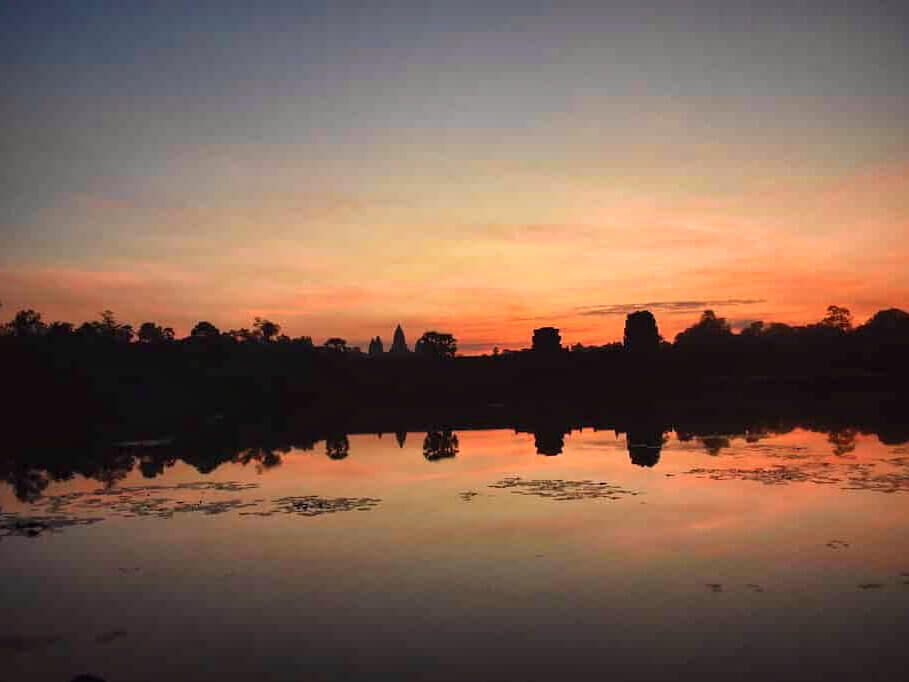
[254,317,280,342]
[190,321,221,339]
[820,305,853,331]
[324,337,348,352]
[623,310,660,353]
[674,310,733,347]
[415,331,457,358]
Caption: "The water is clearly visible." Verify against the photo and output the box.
[3,426,909,681]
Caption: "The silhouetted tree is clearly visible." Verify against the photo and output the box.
[623,310,660,353]
[857,308,909,340]
[77,310,133,343]
[254,317,280,342]
[7,309,46,337]
[46,321,74,339]
[415,331,457,358]
[395,431,407,448]
[190,321,220,339]
[820,305,853,332]
[137,322,174,344]
[674,310,733,347]
[324,337,348,352]
[532,327,561,353]
[740,321,765,338]
[423,429,459,461]
[226,327,256,342]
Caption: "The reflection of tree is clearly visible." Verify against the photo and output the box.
[828,428,857,456]
[423,430,459,461]
[700,435,731,456]
[326,435,350,460]
[236,446,286,471]
[534,429,566,456]
[627,428,665,467]
[1,465,49,503]
[395,431,407,448]
[92,451,136,490]
[138,454,171,479]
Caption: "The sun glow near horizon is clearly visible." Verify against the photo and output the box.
[2,3,908,352]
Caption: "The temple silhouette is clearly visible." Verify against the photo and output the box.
[389,324,410,354]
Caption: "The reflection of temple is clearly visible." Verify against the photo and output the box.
[534,428,567,456]
[625,428,664,467]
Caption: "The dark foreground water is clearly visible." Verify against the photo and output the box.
[3,426,909,681]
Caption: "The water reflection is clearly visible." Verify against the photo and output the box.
[625,427,666,467]
[5,412,909,682]
[3,407,909,503]
[423,429,459,461]
[326,435,350,460]
[533,428,566,456]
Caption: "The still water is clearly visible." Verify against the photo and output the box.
[3,426,909,681]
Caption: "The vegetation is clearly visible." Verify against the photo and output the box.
[1,303,908,447]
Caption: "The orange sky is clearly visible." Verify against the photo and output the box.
[3,4,908,352]
[2,161,907,352]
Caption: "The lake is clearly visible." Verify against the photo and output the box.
[3,424,909,681]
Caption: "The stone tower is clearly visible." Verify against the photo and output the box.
[389,324,409,354]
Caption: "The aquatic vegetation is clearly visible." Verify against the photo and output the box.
[680,459,909,493]
[245,495,382,517]
[489,476,640,501]
[24,481,263,519]
[2,480,383,535]
[0,513,102,539]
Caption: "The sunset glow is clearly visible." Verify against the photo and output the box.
[3,2,908,351]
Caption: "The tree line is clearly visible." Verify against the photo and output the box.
[3,303,907,356]
[0,306,459,358]
[2,301,907,447]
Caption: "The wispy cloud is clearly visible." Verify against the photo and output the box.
[576,299,766,316]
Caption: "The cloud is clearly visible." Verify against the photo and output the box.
[576,299,766,316]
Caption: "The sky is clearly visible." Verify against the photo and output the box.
[2,1,908,352]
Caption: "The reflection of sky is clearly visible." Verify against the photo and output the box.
[2,2,908,351]
[3,426,909,679]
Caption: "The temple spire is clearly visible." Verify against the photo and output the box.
[390,324,409,354]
